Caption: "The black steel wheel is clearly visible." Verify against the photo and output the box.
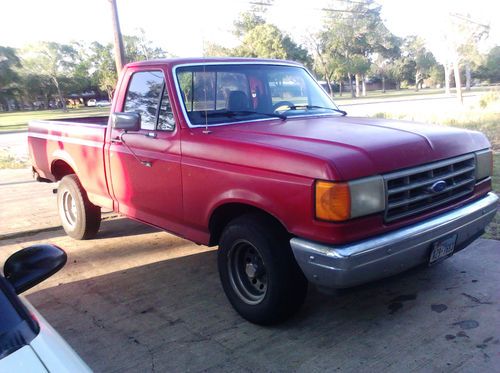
[228,240,268,305]
[218,213,308,325]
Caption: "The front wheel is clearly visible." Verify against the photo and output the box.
[57,174,101,240]
[218,214,308,325]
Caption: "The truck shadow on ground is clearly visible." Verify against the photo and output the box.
[26,238,499,373]
[96,217,160,239]
[2,217,159,244]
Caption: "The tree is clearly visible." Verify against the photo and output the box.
[203,3,310,67]
[124,32,170,61]
[85,35,169,100]
[0,46,21,111]
[229,3,311,65]
[310,40,348,96]
[87,42,117,100]
[427,65,445,88]
[233,11,266,38]
[235,24,310,66]
[431,13,489,102]
[453,15,489,91]
[480,46,500,82]
[21,42,79,110]
[371,35,401,93]
[315,0,398,97]
[402,36,437,91]
[69,42,98,94]
[18,72,55,109]
[203,42,232,57]
[371,54,390,93]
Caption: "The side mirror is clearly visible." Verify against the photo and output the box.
[111,112,141,131]
[3,244,67,294]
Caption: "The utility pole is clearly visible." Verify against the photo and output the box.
[109,0,126,75]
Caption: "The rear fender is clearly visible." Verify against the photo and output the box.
[51,150,79,179]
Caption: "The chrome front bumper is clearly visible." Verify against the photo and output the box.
[291,192,498,289]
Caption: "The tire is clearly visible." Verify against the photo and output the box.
[218,213,308,325]
[57,174,101,240]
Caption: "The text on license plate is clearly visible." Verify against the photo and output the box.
[429,235,457,264]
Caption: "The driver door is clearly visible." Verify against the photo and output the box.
[107,68,183,232]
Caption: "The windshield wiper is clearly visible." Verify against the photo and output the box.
[288,105,347,116]
[207,110,286,120]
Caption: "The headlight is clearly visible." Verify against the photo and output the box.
[315,176,385,222]
[475,149,493,181]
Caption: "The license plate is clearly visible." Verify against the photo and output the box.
[429,235,457,265]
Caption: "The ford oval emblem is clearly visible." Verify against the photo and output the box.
[428,180,447,194]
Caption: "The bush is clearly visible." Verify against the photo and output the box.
[479,89,500,109]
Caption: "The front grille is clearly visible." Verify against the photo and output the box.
[384,154,476,222]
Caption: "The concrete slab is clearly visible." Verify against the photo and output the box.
[0,167,116,239]
[1,220,499,372]
[0,160,498,372]
[0,168,58,237]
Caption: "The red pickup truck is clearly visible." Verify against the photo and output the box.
[28,58,498,324]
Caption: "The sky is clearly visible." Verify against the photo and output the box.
[1,0,499,60]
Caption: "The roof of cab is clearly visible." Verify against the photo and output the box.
[125,57,303,69]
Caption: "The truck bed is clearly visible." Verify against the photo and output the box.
[28,117,112,209]
[48,116,109,126]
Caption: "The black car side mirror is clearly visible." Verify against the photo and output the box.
[111,112,141,131]
[3,244,67,294]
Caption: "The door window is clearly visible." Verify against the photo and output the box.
[157,86,175,131]
[124,71,175,131]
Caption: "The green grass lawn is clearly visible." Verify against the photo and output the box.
[372,111,500,153]
[0,151,27,169]
[332,86,494,104]
[0,107,110,132]
[484,153,500,240]
[365,87,500,153]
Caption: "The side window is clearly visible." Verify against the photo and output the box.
[157,86,175,131]
[124,71,175,131]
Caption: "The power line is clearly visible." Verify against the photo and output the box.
[249,1,378,15]
[320,7,377,14]
[449,13,490,29]
[250,0,371,6]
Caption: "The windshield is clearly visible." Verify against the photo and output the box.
[175,64,344,126]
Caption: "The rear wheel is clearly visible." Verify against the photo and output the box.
[57,174,101,240]
[218,214,308,325]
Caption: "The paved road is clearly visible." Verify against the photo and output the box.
[339,92,481,117]
[0,131,28,162]
[1,168,499,372]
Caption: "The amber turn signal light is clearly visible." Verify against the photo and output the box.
[315,181,350,221]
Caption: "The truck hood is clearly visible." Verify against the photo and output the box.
[210,116,490,180]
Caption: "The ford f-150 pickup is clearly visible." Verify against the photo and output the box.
[28,58,498,325]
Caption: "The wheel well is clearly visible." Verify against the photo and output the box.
[208,203,288,246]
[51,160,75,181]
